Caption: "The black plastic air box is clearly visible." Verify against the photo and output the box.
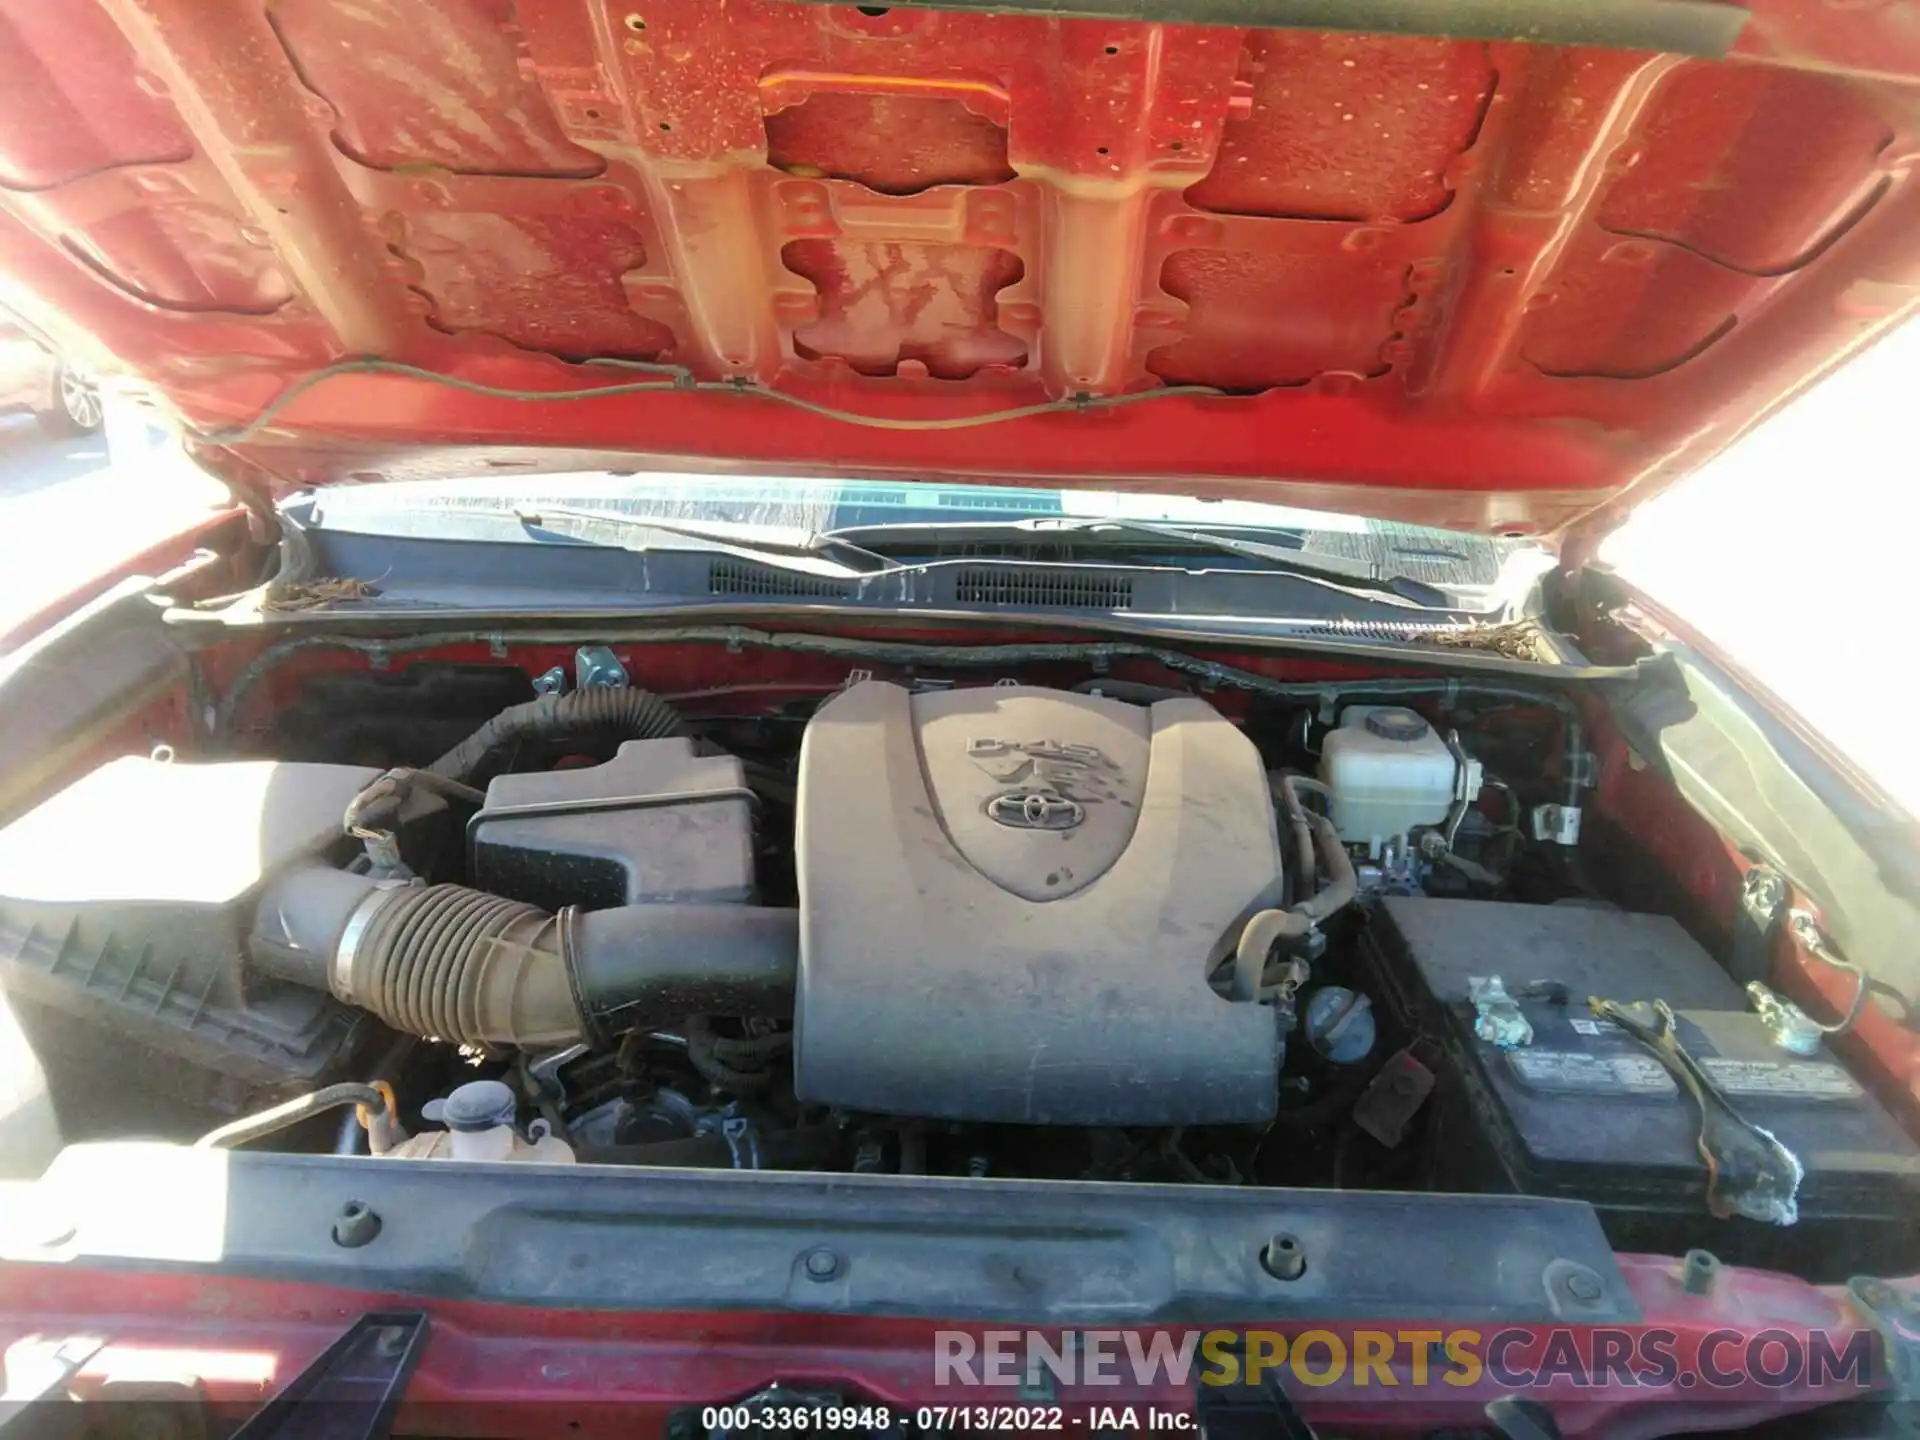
[0,756,381,1113]
[1364,897,1920,1270]
[470,738,756,913]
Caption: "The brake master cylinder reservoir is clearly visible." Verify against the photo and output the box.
[1319,707,1479,856]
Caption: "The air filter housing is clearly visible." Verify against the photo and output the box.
[0,757,380,1107]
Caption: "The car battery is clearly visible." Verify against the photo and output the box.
[1361,898,1919,1232]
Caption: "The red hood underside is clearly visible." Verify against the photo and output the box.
[1,0,1918,538]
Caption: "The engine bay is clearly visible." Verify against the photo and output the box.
[1,639,1913,1281]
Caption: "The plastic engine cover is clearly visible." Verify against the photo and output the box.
[794,681,1284,1124]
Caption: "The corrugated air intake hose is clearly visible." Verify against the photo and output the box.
[251,867,799,1047]
[340,883,578,1045]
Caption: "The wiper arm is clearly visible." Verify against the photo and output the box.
[1039,518,1451,605]
[511,505,897,580]
[829,516,1453,606]
[420,507,1451,607]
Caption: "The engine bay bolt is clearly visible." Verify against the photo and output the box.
[1562,1269,1603,1302]
[573,645,629,691]
[1260,1232,1306,1281]
[802,1247,843,1282]
[1682,1249,1721,1296]
[331,1199,381,1248]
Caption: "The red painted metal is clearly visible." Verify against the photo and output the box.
[0,510,244,657]
[0,0,1916,534]
[0,1260,1900,1437]
[1587,590,1920,1135]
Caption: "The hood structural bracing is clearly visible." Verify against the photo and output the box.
[0,0,1916,539]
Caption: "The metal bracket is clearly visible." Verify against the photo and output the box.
[1730,863,1789,986]
[703,1103,763,1170]
[228,1313,427,1440]
[1529,803,1582,846]
[1745,980,1822,1056]
[526,1042,589,1103]
[574,645,629,690]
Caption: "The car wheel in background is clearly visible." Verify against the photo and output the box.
[36,361,102,436]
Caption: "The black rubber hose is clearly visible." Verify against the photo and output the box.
[571,905,798,1041]
[428,687,686,785]
[685,1014,792,1093]
[1229,813,1358,1001]
[1272,772,1316,905]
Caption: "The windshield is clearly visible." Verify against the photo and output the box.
[303,473,1546,597]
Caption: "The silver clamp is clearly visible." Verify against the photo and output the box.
[1530,802,1582,845]
[1745,981,1823,1056]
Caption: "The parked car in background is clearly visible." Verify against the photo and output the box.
[0,311,100,435]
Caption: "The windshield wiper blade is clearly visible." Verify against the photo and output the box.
[511,505,898,580]
[829,516,1453,606]
[1036,518,1452,604]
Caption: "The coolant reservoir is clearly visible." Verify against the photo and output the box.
[1318,706,1479,856]
[387,1078,576,1164]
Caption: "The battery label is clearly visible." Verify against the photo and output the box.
[1568,1017,1623,1036]
[1698,1058,1862,1101]
[1506,1048,1677,1097]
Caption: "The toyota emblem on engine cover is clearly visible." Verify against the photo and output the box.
[986,789,1085,830]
